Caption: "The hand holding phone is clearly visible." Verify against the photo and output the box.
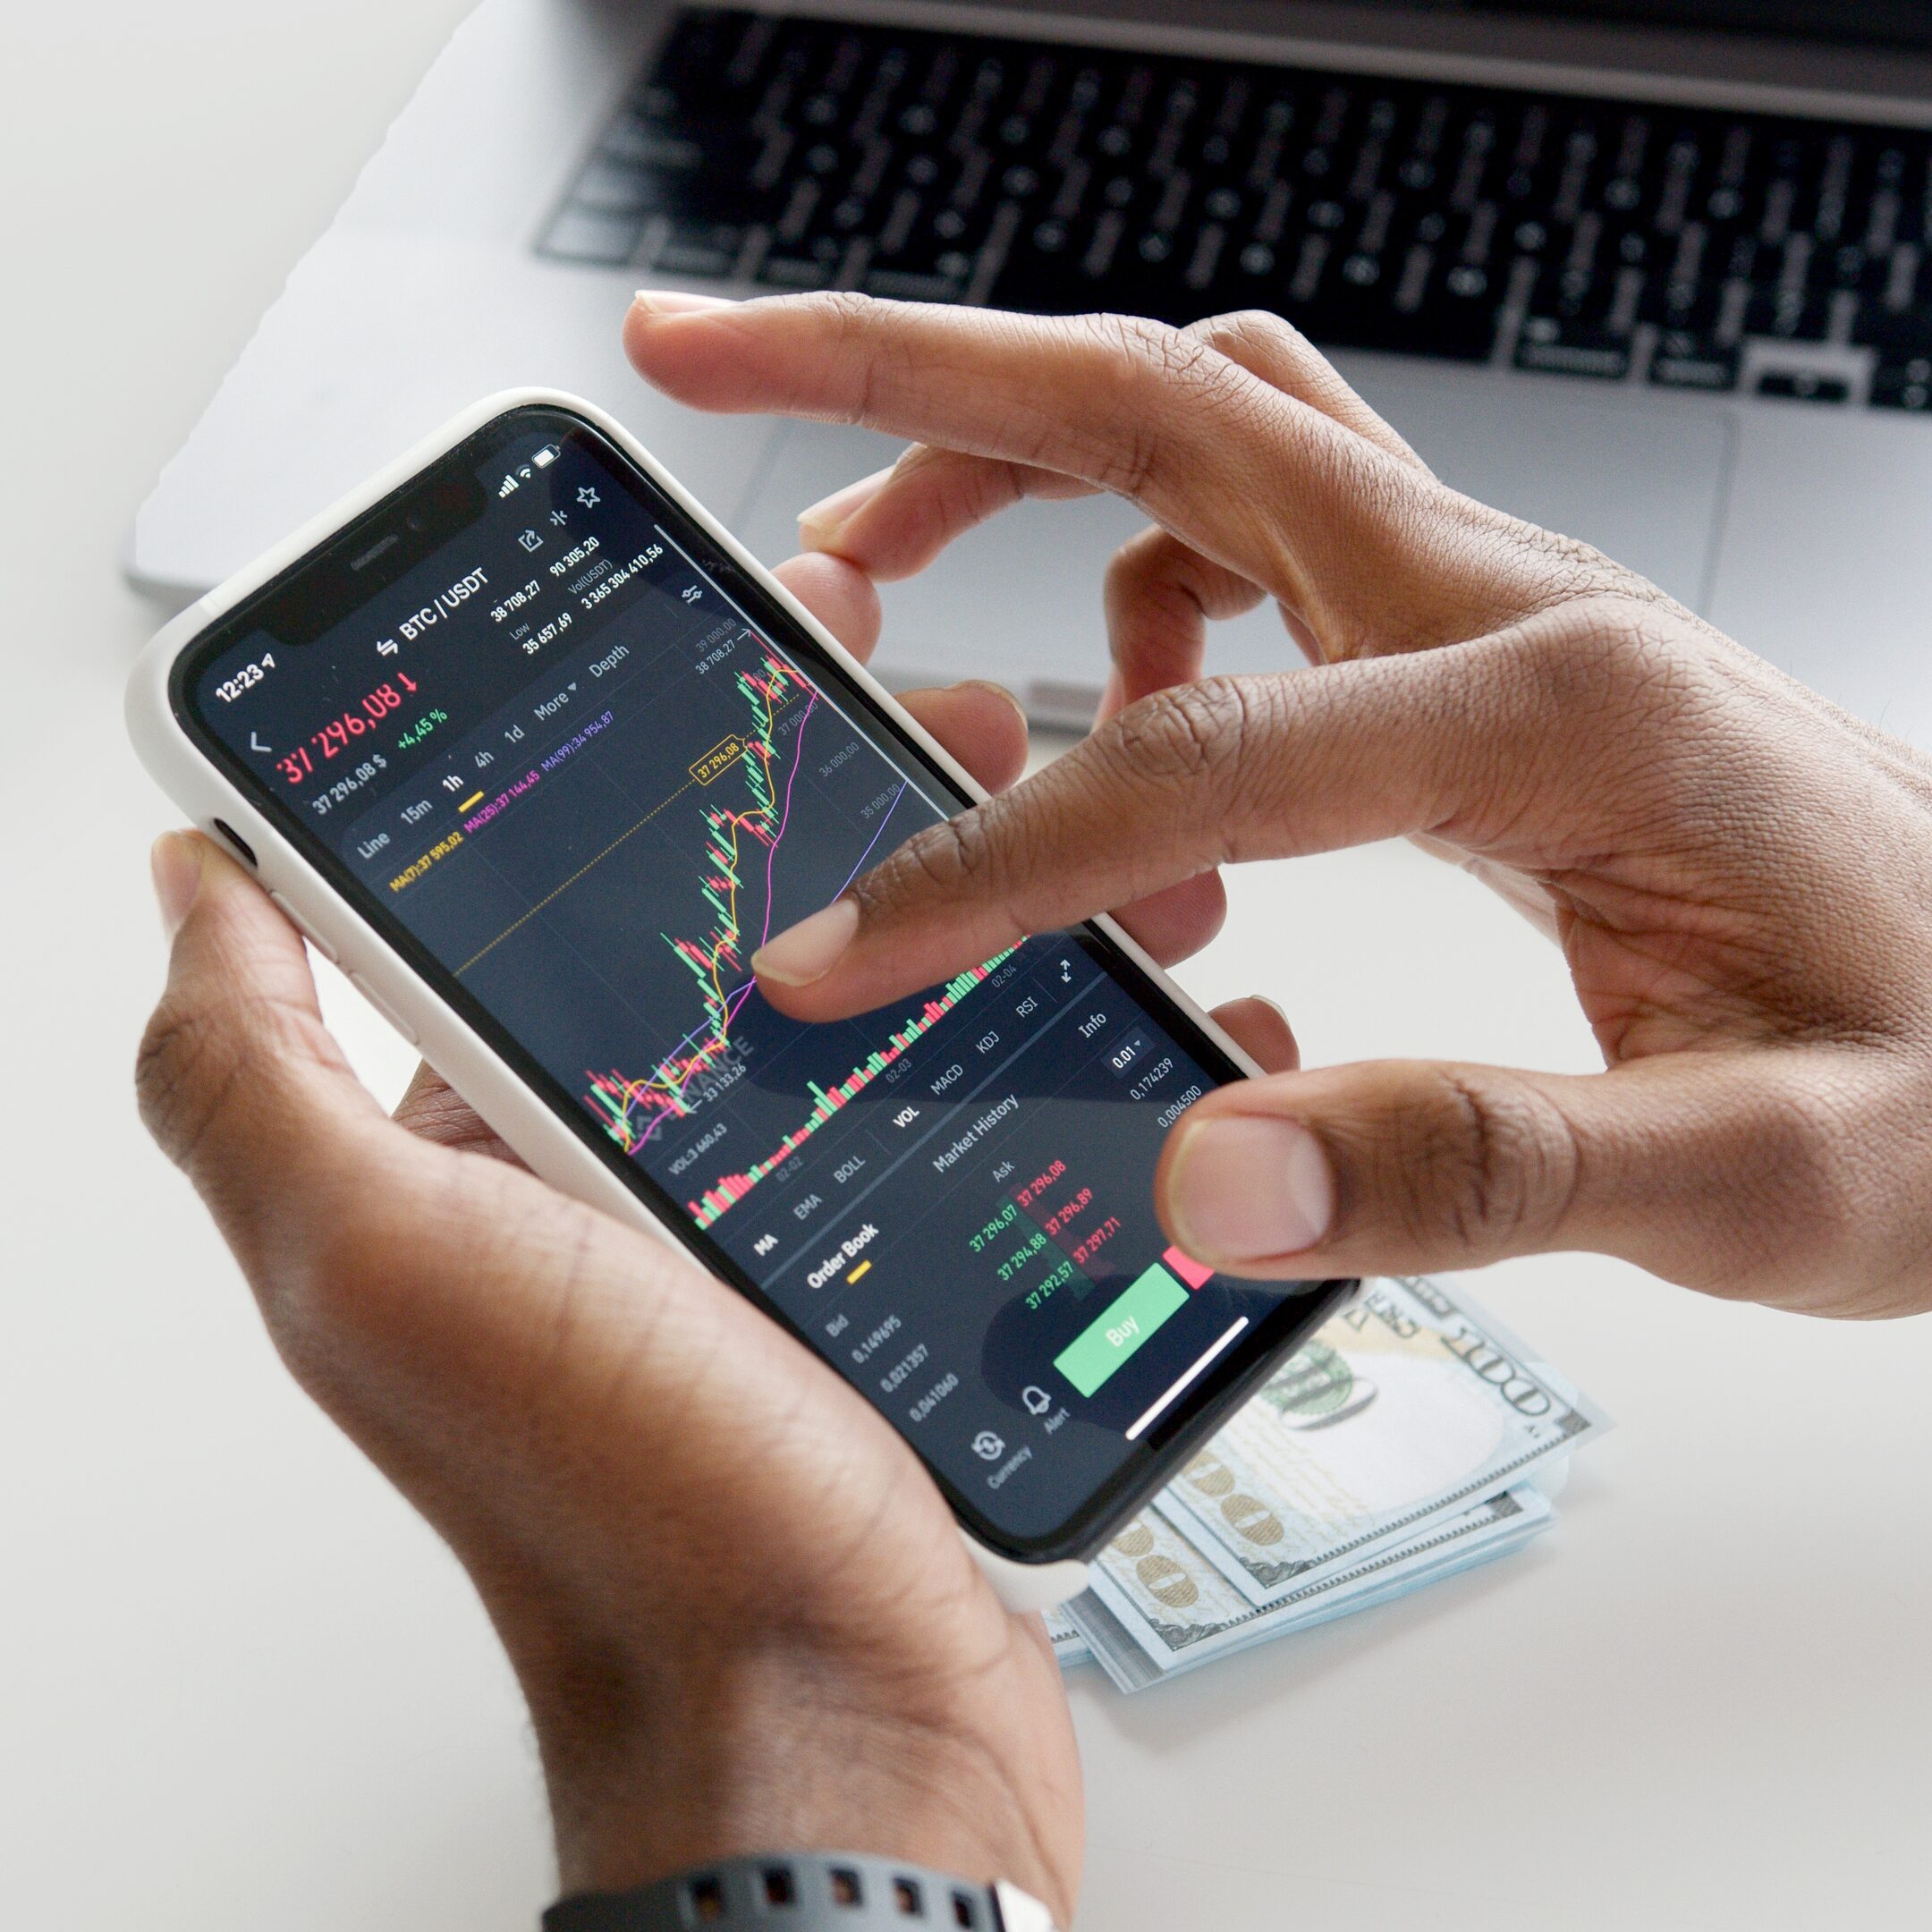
[128,394,1350,1596]
[139,810,1085,1913]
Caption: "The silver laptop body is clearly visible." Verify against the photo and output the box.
[130,0,1932,741]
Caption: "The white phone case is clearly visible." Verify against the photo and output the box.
[126,388,1272,1613]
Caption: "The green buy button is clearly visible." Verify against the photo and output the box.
[1055,1261,1190,1397]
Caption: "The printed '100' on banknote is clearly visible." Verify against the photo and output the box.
[1155,1275,1603,1605]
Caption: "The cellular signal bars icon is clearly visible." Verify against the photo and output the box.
[497,473,520,498]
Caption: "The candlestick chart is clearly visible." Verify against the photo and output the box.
[582,647,819,1163]
[576,639,1013,1231]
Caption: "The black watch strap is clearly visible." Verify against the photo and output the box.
[543,1852,1058,1932]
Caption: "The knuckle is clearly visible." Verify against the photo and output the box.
[1507,516,1688,625]
[1194,307,1308,365]
[1590,594,1698,662]
[1741,1077,1870,1267]
[1106,678,1253,797]
[806,289,892,418]
[1083,309,1181,369]
[809,286,881,334]
[135,992,242,1169]
[854,809,1001,915]
[1074,313,1230,497]
[1387,1071,1581,1253]
[1513,595,1711,727]
[134,988,324,1176]
[1143,320,1224,389]
[1713,1059,1932,1314]
[1089,677,1287,870]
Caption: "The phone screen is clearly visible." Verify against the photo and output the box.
[174,405,1347,1560]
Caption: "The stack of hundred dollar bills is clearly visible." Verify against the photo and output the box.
[1044,1275,1607,1692]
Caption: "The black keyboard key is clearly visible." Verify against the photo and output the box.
[756,252,837,291]
[539,207,645,267]
[1515,317,1632,380]
[571,156,665,217]
[1757,370,1850,404]
[1642,276,1724,335]
[1826,243,1887,296]
[1341,300,1496,361]
[549,7,1932,415]
[597,126,762,224]
[1873,357,1932,411]
[650,221,746,278]
[865,267,965,301]
[1648,331,1740,392]
[1852,300,1932,361]
[648,7,770,104]
[1746,286,1835,341]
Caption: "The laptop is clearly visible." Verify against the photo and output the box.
[131,1,1932,740]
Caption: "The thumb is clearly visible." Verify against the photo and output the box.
[1155,1050,1869,1302]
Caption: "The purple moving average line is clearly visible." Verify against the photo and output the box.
[829,778,908,901]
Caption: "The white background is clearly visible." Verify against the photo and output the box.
[3,4,1928,1927]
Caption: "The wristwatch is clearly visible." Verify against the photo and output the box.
[543,1852,1061,1932]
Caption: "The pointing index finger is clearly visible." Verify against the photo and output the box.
[751,647,1561,1022]
[624,291,1584,657]
[627,292,1416,616]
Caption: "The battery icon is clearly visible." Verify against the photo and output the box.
[531,445,559,469]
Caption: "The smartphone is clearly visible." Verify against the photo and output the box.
[128,393,1354,1606]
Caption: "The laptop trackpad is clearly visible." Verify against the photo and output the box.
[733,376,1733,724]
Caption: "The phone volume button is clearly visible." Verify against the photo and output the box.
[268,892,340,964]
[348,972,420,1046]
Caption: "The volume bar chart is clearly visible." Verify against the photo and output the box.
[689,950,1015,1226]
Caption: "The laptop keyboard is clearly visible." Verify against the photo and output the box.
[539,6,1932,413]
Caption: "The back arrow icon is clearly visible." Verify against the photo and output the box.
[250,733,272,753]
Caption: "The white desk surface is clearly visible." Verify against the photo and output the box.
[4,5,1928,1927]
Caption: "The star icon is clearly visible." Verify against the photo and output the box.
[576,486,600,509]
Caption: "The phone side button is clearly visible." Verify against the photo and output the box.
[348,972,420,1046]
[268,891,340,964]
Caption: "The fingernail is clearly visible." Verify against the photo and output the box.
[752,897,861,987]
[960,678,1030,728]
[1096,668,1125,724]
[151,831,205,941]
[799,466,895,547]
[631,289,739,315]
[1167,1115,1334,1262]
